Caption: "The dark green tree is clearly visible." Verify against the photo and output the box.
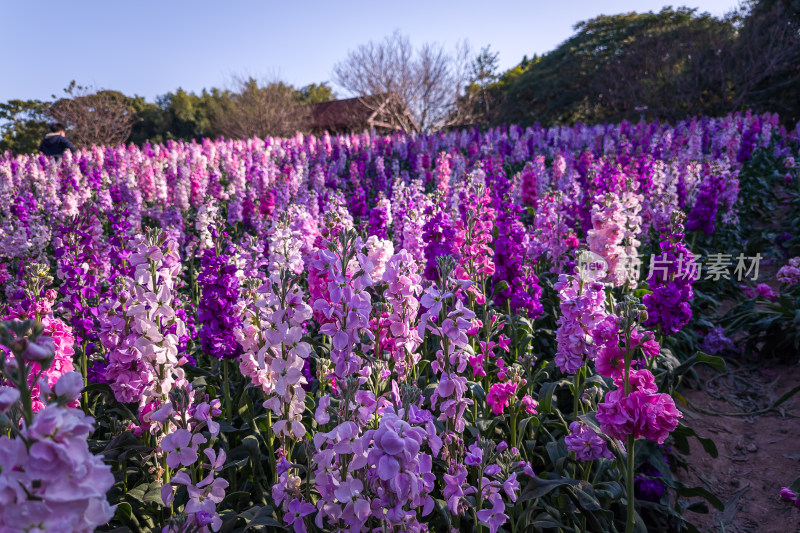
[296,83,334,104]
[0,99,51,154]
[493,7,725,125]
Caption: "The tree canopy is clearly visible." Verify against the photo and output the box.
[1,80,335,154]
[485,2,800,126]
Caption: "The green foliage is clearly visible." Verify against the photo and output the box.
[0,99,50,154]
[296,82,334,105]
[2,79,335,154]
[130,88,219,144]
[485,1,800,126]
[492,7,732,125]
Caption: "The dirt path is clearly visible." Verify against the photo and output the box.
[679,363,800,532]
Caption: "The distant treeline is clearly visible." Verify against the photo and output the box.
[0,79,334,154]
[476,0,800,128]
[1,0,798,154]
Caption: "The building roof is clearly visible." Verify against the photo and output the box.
[308,93,416,133]
[310,95,377,130]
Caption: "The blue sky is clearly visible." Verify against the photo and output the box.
[1,0,739,102]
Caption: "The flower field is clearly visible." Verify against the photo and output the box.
[1,112,800,532]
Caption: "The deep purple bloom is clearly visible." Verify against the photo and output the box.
[492,202,542,318]
[197,240,243,360]
[634,463,667,502]
[643,220,694,335]
[422,201,457,280]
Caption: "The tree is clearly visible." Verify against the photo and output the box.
[492,8,739,125]
[208,76,309,139]
[297,83,335,104]
[591,9,735,122]
[729,0,800,122]
[0,99,50,154]
[489,2,800,126]
[49,82,137,148]
[332,31,469,132]
[452,45,501,126]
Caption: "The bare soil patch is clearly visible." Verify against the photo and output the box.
[678,363,800,532]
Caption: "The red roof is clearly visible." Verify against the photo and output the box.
[309,94,404,131]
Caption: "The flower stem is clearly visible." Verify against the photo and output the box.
[81,339,88,409]
[223,359,233,426]
[510,406,518,449]
[625,434,636,533]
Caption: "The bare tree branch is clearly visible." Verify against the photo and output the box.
[209,76,309,139]
[49,83,136,147]
[333,31,470,132]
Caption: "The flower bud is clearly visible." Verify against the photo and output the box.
[21,336,55,362]
[54,371,84,402]
[0,386,20,413]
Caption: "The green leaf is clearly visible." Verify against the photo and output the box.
[467,381,486,403]
[218,509,239,533]
[126,483,149,504]
[183,363,213,377]
[518,474,580,502]
[594,480,623,500]
[538,380,570,413]
[242,434,263,471]
[82,382,114,395]
[143,483,165,506]
[113,502,137,529]
[475,416,501,437]
[243,505,287,530]
[694,351,726,371]
[661,477,724,510]
[672,423,718,458]
[566,481,602,511]
[517,416,535,440]
[222,490,252,507]
[545,440,568,465]
[773,384,800,408]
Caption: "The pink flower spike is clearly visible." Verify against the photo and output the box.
[498,334,511,352]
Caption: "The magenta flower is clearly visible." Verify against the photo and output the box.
[20,335,55,362]
[186,475,228,517]
[755,283,778,301]
[486,382,517,415]
[377,454,401,480]
[193,401,220,438]
[520,395,538,414]
[53,371,83,401]
[443,469,469,514]
[315,394,331,425]
[497,334,511,352]
[596,370,682,443]
[780,487,800,509]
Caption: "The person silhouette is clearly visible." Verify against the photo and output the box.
[39,122,76,159]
